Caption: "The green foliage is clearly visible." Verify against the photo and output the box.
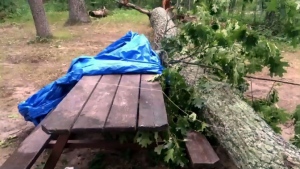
[291,134,300,148]
[293,105,300,122]
[291,105,300,148]
[204,0,300,46]
[88,1,293,168]
[162,4,289,91]
[96,9,149,24]
[133,2,291,167]
[44,0,68,12]
[0,0,16,14]
[132,69,206,167]
[0,0,30,21]
[250,89,291,133]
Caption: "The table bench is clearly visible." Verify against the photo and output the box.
[0,74,219,169]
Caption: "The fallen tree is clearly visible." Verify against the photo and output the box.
[117,1,300,168]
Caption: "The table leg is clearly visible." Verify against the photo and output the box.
[44,133,70,169]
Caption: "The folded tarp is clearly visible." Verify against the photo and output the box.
[18,31,163,126]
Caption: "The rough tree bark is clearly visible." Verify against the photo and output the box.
[149,8,177,50]
[28,0,52,38]
[118,2,300,168]
[198,82,300,169]
[65,0,91,26]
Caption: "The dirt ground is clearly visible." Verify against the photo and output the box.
[245,51,300,141]
[0,13,300,168]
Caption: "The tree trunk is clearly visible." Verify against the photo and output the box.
[149,7,177,50]
[148,7,300,169]
[28,0,52,38]
[65,0,91,26]
[198,82,300,169]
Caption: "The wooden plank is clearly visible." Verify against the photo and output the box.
[72,75,121,132]
[42,75,101,134]
[185,131,220,168]
[0,126,51,169]
[138,74,168,131]
[104,74,140,131]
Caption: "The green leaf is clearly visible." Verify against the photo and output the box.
[198,122,208,132]
[211,4,219,13]
[176,117,190,135]
[244,33,259,48]
[188,112,197,122]
[293,105,300,123]
[193,97,206,109]
[135,132,153,148]
[232,27,247,41]
[266,0,278,11]
[267,89,279,104]
[268,57,289,77]
[154,145,164,155]
[164,148,175,162]
[295,121,300,134]
[291,134,300,148]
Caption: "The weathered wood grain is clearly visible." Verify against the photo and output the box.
[42,75,101,134]
[138,74,168,131]
[0,126,51,169]
[185,131,219,168]
[72,75,121,132]
[104,74,140,131]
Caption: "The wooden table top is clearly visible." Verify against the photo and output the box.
[41,74,168,134]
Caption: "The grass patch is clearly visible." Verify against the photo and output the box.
[47,12,69,24]
[92,9,149,24]
[53,29,73,40]
[3,11,68,25]
[3,9,147,25]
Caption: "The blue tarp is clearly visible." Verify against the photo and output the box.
[18,31,163,126]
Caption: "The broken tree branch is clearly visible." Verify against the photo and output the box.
[115,0,151,16]
[146,6,300,169]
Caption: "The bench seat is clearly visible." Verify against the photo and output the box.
[0,126,51,169]
[185,131,220,168]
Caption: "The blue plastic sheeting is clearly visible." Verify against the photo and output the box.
[18,31,163,126]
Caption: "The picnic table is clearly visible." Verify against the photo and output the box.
[41,74,170,169]
[1,74,168,169]
[1,74,219,169]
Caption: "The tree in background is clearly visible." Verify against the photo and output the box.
[28,0,52,38]
[65,0,91,26]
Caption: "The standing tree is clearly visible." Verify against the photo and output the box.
[28,0,52,38]
[65,0,91,26]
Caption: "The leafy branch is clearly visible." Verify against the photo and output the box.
[115,1,298,168]
[133,1,294,167]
